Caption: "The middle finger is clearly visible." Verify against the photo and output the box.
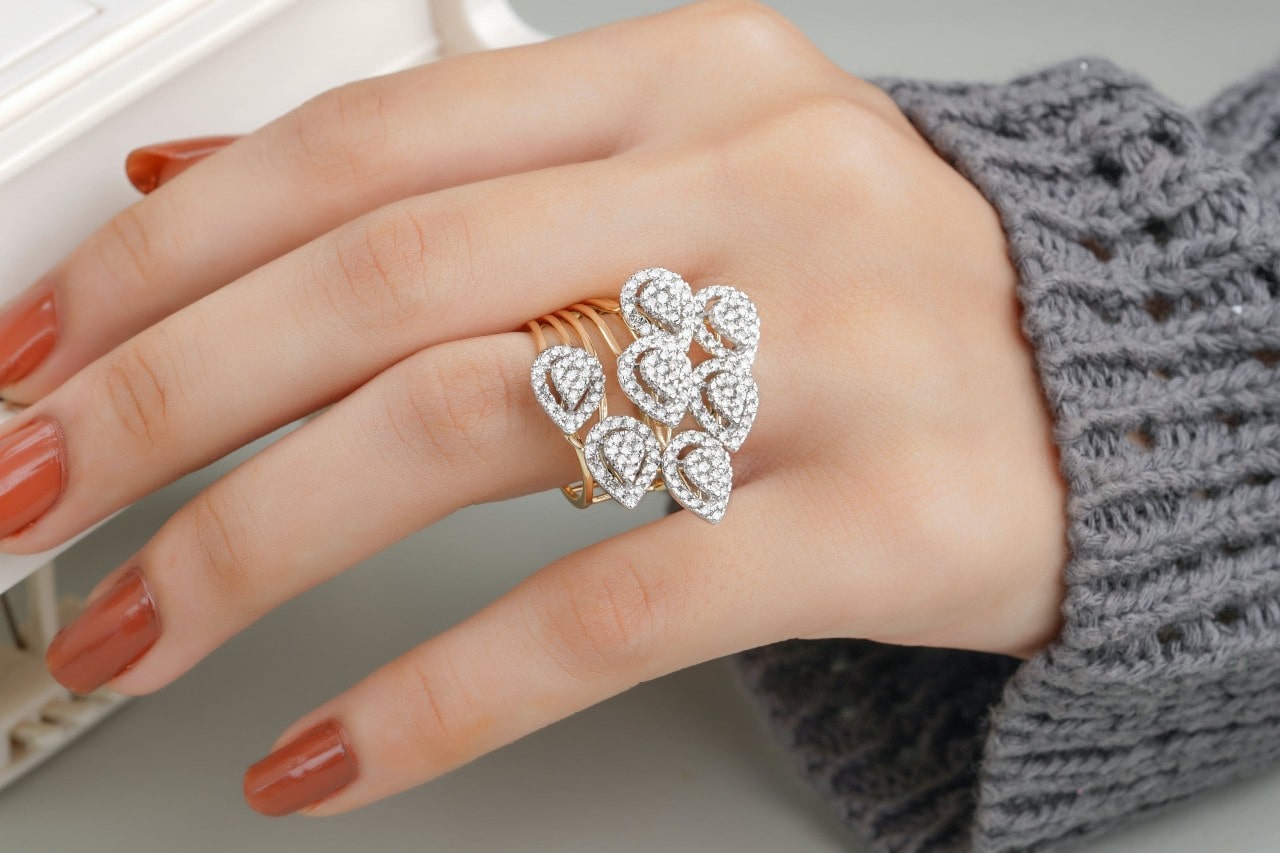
[47,314,784,694]
[0,151,718,553]
[44,330,577,694]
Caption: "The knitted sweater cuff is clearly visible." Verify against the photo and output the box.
[732,57,1280,853]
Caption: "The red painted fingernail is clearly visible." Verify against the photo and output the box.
[0,281,58,389]
[45,567,159,693]
[0,417,65,541]
[244,721,358,817]
[125,135,240,194]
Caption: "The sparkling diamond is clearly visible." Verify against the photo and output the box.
[620,268,697,344]
[617,335,695,427]
[661,430,732,523]
[553,362,589,409]
[531,345,605,435]
[534,271,764,523]
[694,285,760,363]
[683,446,731,496]
[583,416,662,508]
[690,356,759,451]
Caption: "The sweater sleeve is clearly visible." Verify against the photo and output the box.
[727,56,1280,853]
[1197,59,1280,196]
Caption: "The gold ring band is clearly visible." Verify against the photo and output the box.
[525,298,669,508]
[524,268,760,524]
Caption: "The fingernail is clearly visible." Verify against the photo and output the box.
[45,567,158,693]
[0,281,58,389]
[244,721,357,817]
[125,135,240,194]
[0,417,65,541]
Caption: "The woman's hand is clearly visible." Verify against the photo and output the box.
[6,0,1067,815]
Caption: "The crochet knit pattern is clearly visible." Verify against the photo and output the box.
[729,56,1280,852]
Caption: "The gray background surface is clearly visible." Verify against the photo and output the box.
[3,2,1279,851]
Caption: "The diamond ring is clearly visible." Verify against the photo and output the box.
[524,268,760,524]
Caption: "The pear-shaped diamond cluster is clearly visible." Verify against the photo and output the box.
[531,268,760,523]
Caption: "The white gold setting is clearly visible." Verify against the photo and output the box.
[531,345,605,435]
[690,356,759,452]
[661,430,733,523]
[694,285,760,363]
[620,268,697,344]
[617,335,695,427]
[528,268,761,523]
[583,416,662,509]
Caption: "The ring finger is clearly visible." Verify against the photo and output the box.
[0,151,718,554]
[43,318,782,696]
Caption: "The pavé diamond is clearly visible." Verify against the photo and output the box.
[617,335,695,427]
[583,415,662,508]
[620,268,697,344]
[531,271,761,522]
[531,345,605,435]
[690,356,759,451]
[661,430,733,523]
[694,285,760,363]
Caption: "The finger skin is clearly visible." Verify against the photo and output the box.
[20,0,1068,827]
[45,332,579,695]
[248,484,791,816]
[0,15,659,404]
[0,153,716,557]
[2,0,844,406]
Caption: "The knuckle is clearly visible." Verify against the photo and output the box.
[765,96,888,173]
[852,78,923,133]
[95,203,161,287]
[275,80,392,183]
[663,0,828,85]
[526,552,668,683]
[801,99,911,198]
[188,488,261,604]
[96,335,180,444]
[397,651,480,765]
[710,96,897,213]
[322,209,437,337]
[679,0,804,57]
[388,347,513,470]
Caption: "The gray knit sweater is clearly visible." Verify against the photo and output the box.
[728,56,1280,852]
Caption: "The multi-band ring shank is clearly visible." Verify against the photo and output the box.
[525,268,760,524]
[525,297,659,508]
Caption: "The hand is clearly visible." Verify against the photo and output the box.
[5,0,1067,816]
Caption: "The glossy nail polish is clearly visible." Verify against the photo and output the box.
[0,282,58,389]
[0,417,65,541]
[244,721,358,817]
[45,567,159,693]
[124,135,239,194]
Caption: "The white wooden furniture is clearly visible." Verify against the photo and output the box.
[0,0,542,791]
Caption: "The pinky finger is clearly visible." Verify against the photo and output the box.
[242,482,796,817]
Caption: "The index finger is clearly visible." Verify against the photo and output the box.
[0,10,658,403]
